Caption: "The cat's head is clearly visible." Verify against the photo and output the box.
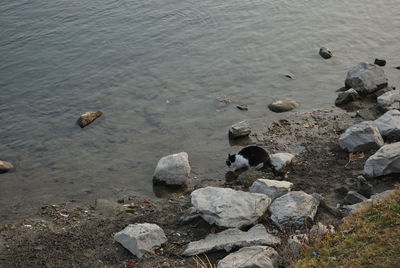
[226,153,236,167]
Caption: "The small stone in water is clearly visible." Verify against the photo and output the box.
[236,105,248,111]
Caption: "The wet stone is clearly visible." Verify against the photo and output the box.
[77,111,103,128]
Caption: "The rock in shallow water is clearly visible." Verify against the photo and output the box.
[269,191,319,229]
[345,62,388,95]
[77,111,103,128]
[338,121,384,152]
[114,223,167,258]
[190,187,271,228]
[374,58,386,66]
[153,152,191,186]
[335,88,359,106]
[182,224,280,256]
[319,47,333,59]
[364,142,400,178]
[217,246,279,268]
[229,120,251,138]
[0,160,14,173]
[268,99,299,113]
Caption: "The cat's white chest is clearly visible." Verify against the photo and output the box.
[231,154,250,169]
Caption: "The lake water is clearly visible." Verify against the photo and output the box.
[1,0,399,223]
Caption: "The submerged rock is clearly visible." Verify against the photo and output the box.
[250,179,293,200]
[268,99,299,113]
[190,187,271,228]
[338,121,384,152]
[77,111,103,128]
[345,62,388,95]
[114,223,167,258]
[153,152,191,186]
[364,142,400,178]
[269,191,319,229]
[374,110,400,141]
[0,160,14,174]
[229,120,251,138]
[319,47,333,59]
[217,246,279,268]
[182,224,281,256]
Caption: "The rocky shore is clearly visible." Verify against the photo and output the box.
[1,60,399,267]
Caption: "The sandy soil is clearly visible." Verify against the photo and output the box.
[1,108,398,268]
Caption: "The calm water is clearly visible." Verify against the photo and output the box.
[1,0,399,222]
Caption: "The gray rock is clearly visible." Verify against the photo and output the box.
[77,111,103,128]
[283,234,308,264]
[270,153,295,172]
[344,191,368,205]
[182,224,281,256]
[268,99,299,113]
[370,189,395,200]
[217,246,279,268]
[345,62,388,95]
[153,152,191,186]
[356,175,372,198]
[0,160,14,173]
[269,191,320,229]
[114,223,167,258]
[190,187,271,228]
[311,193,343,218]
[95,198,125,216]
[364,142,400,178]
[342,189,395,216]
[310,222,335,236]
[338,121,384,152]
[377,91,400,111]
[229,120,251,138]
[374,110,400,141]
[335,88,360,106]
[250,179,293,200]
[319,47,333,59]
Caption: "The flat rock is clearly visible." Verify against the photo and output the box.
[364,142,400,178]
[269,191,319,229]
[229,120,251,138]
[114,223,167,258]
[377,90,400,111]
[153,152,191,186]
[217,246,279,268]
[345,62,388,95]
[250,179,293,200]
[77,111,103,128]
[182,224,281,256]
[374,110,400,141]
[270,153,295,172]
[335,88,359,106]
[0,160,14,173]
[268,99,299,113]
[319,47,333,59]
[338,121,384,152]
[190,187,271,228]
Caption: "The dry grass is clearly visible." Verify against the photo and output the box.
[193,254,217,268]
[294,185,400,268]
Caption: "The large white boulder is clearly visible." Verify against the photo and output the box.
[364,142,400,178]
[217,246,279,268]
[114,223,167,258]
[345,62,388,95]
[374,110,400,141]
[269,191,319,229]
[270,153,295,172]
[250,179,293,200]
[190,187,271,228]
[153,152,191,186]
[338,121,384,152]
[182,224,280,256]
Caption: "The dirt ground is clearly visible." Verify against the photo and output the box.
[1,108,399,268]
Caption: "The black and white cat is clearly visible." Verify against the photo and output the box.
[226,146,272,171]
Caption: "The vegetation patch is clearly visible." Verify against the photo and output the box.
[294,185,400,268]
